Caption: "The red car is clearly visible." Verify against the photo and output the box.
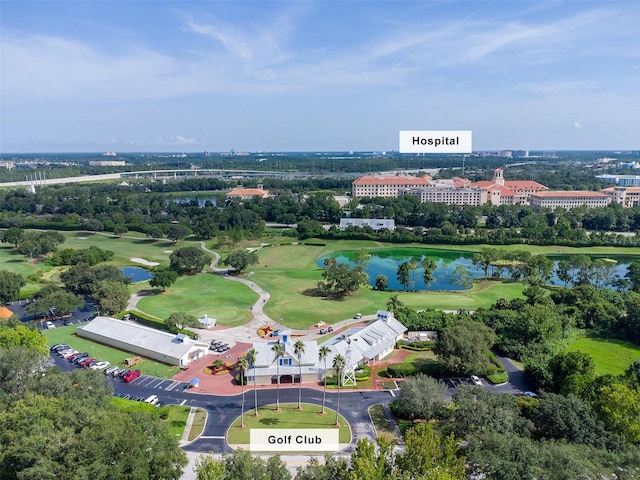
[123,370,141,383]
[79,357,96,368]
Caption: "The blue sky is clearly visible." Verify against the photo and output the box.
[1,1,638,153]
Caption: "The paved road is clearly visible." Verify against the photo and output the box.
[50,352,394,455]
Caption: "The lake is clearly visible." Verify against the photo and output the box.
[317,248,633,291]
[120,266,155,283]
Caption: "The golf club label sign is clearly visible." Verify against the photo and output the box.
[399,130,472,153]
[250,429,339,452]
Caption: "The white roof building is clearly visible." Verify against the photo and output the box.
[77,316,209,367]
[339,218,395,232]
[247,332,321,385]
[323,313,407,369]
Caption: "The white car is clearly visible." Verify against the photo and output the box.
[90,361,110,370]
[45,321,56,329]
[524,391,539,398]
[470,375,482,386]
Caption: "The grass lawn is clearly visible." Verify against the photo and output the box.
[188,408,208,441]
[5,233,639,332]
[227,403,351,446]
[369,404,397,443]
[43,325,181,378]
[111,397,190,439]
[567,336,640,376]
[136,272,257,326]
[249,244,527,329]
[61,231,199,268]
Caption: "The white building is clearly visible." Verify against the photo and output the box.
[530,191,611,210]
[596,174,640,187]
[602,186,640,208]
[77,316,208,367]
[352,174,433,198]
[339,218,395,231]
[246,314,407,384]
[246,332,321,386]
[352,169,547,206]
[323,313,407,370]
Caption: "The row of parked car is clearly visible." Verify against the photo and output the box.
[117,393,161,405]
[209,340,230,352]
[50,344,141,382]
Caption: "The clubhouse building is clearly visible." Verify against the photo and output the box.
[245,311,407,385]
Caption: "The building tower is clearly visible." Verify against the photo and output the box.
[492,168,505,186]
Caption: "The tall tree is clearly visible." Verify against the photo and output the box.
[374,274,388,291]
[0,270,26,303]
[246,348,259,416]
[391,373,448,421]
[421,257,437,290]
[150,269,178,291]
[224,250,259,273]
[435,319,496,375]
[396,262,410,291]
[169,246,212,274]
[271,342,285,411]
[237,356,249,428]
[397,423,466,480]
[332,354,345,426]
[294,340,306,410]
[318,345,331,415]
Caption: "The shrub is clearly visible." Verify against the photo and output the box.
[355,365,371,380]
[387,363,418,377]
[399,341,435,351]
[486,372,509,384]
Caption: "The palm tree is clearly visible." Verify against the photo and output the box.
[294,340,306,410]
[237,356,249,427]
[318,345,331,414]
[332,354,345,427]
[271,342,285,411]
[246,348,259,416]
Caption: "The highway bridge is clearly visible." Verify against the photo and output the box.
[0,168,315,188]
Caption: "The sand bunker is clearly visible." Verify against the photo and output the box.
[130,257,159,267]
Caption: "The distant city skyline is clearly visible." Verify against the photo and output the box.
[1,1,639,153]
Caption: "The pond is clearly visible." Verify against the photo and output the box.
[317,248,633,291]
[120,266,155,283]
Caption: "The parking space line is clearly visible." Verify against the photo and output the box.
[149,378,164,388]
[165,381,180,391]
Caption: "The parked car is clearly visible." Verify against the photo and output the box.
[524,391,539,398]
[63,350,79,359]
[104,366,119,376]
[144,395,159,405]
[63,318,73,326]
[327,326,334,332]
[45,321,56,329]
[123,370,141,383]
[71,352,89,363]
[470,375,482,386]
[79,357,96,368]
[91,361,110,370]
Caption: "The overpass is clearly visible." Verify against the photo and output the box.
[0,169,313,188]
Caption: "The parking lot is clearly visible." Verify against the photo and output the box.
[439,377,481,388]
[7,296,97,330]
